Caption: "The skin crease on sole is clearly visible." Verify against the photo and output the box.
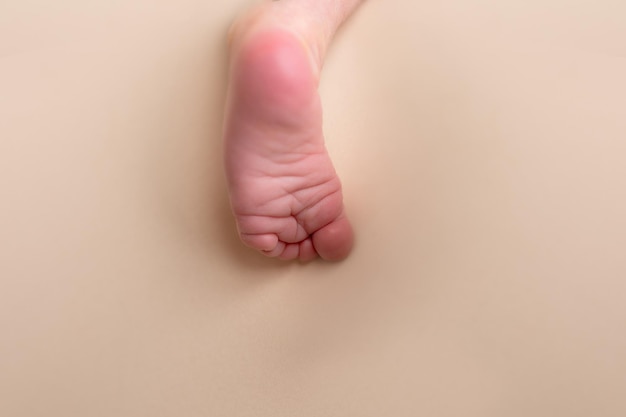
[223,6,354,262]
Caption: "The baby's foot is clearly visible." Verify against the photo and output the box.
[223,5,354,261]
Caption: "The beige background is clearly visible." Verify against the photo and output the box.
[2,0,626,415]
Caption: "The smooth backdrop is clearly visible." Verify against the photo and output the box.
[1,0,625,415]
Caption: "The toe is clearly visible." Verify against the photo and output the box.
[240,233,279,252]
[298,239,318,262]
[278,243,300,261]
[262,240,286,258]
[312,214,354,262]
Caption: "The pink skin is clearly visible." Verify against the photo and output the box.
[224,24,354,262]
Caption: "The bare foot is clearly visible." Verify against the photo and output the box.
[223,1,363,261]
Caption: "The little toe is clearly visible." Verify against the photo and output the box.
[240,233,279,252]
[262,240,286,258]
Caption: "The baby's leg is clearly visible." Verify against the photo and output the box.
[223,0,365,261]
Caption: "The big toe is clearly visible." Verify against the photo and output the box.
[312,214,354,262]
